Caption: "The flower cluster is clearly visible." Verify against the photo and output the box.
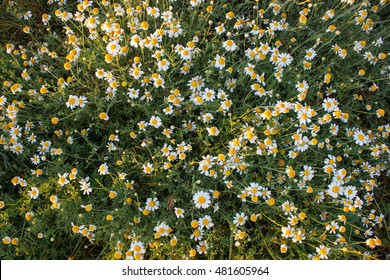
[0,0,389,260]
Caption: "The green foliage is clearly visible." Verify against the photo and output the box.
[0,0,389,260]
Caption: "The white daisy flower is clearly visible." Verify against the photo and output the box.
[193,191,211,209]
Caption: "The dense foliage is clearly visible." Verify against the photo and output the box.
[0,0,389,260]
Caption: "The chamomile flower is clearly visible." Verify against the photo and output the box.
[66,95,79,109]
[327,182,344,198]
[316,245,330,259]
[2,236,11,245]
[281,200,296,215]
[206,127,220,137]
[157,59,170,72]
[300,165,315,181]
[130,34,141,48]
[106,40,121,56]
[198,215,214,229]
[191,228,204,241]
[292,230,306,244]
[127,88,140,99]
[130,241,146,255]
[154,222,171,237]
[77,96,88,107]
[174,207,184,218]
[99,112,109,121]
[193,191,211,209]
[129,64,144,80]
[215,24,226,35]
[146,6,160,18]
[214,54,226,69]
[281,225,295,238]
[145,197,159,212]
[84,16,99,29]
[233,212,248,226]
[296,80,309,93]
[278,53,293,67]
[322,97,339,112]
[196,241,209,254]
[223,39,237,51]
[0,95,6,106]
[98,163,109,175]
[376,109,385,118]
[202,113,214,123]
[149,115,162,128]
[58,173,70,186]
[353,129,369,146]
[142,162,154,174]
[326,221,340,234]
[305,48,317,60]
[179,47,193,60]
[28,187,39,199]
[153,75,165,88]
[79,177,92,195]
